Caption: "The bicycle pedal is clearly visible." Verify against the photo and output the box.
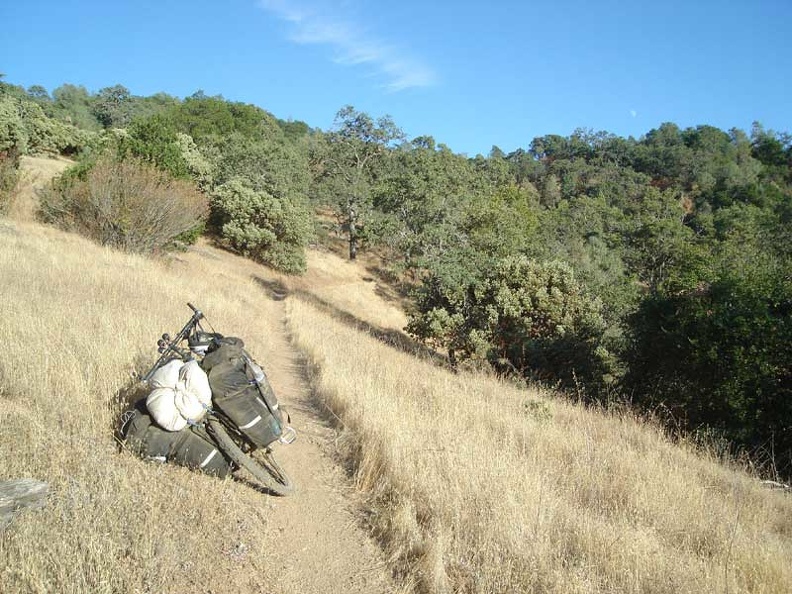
[279,426,297,445]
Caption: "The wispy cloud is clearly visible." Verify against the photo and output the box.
[259,0,436,92]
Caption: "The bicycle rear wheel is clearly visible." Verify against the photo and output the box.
[206,417,295,496]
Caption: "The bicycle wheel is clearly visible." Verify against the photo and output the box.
[206,417,295,496]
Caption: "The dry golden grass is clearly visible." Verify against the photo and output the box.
[0,221,295,594]
[286,296,792,594]
[275,248,409,332]
[3,196,791,593]
[6,156,72,222]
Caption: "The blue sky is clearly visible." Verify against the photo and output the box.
[2,0,790,156]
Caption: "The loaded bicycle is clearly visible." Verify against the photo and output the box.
[119,304,295,496]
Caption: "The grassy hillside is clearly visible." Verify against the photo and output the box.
[1,213,790,593]
[287,299,792,593]
[0,221,304,593]
[6,156,72,221]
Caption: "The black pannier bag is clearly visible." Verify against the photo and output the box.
[201,338,284,448]
[120,399,233,478]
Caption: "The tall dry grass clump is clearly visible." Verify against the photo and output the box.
[0,220,292,594]
[38,155,208,253]
[286,297,792,594]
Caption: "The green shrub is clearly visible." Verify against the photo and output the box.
[24,105,94,156]
[0,96,29,154]
[38,155,208,253]
[122,115,191,178]
[210,177,311,274]
[409,256,611,390]
[1,95,94,157]
[626,263,792,474]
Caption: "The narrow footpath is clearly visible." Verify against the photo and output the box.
[233,294,398,594]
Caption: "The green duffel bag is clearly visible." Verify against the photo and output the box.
[119,399,233,478]
[212,382,283,448]
[201,338,284,448]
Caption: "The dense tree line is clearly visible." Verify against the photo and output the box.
[1,76,790,475]
[1,78,314,269]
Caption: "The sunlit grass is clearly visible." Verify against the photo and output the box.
[2,211,790,594]
[0,221,287,594]
[286,296,792,593]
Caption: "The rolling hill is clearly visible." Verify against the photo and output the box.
[1,159,790,593]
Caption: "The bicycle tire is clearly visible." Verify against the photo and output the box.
[206,417,295,496]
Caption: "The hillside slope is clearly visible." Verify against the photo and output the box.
[2,159,791,593]
[6,156,72,222]
[0,219,402,594]
[286,296,792,593]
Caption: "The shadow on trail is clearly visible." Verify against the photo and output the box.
[254,277,289,301]
[252,275,448,367]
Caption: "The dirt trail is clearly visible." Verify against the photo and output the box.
[9,156,72,221]
[14,156,402,593]
[178,241,404,593]
[242,293,398,594]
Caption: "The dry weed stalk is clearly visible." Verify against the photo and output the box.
[38,156,207,253]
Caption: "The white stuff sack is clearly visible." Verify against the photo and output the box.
[146,360,212,429]
[174,360,212,423]
[148,359,182,390]
[179,360,212,407]
[173,386,206,423]
[146,387,188,432]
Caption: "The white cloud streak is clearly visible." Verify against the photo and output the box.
[259,0,436,92]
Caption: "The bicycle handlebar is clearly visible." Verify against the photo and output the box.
[140,304,205,382]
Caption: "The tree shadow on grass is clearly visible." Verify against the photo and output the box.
[253,276,289,301]
[252,274,447,366]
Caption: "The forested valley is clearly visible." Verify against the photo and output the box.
[2,78,790,477]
